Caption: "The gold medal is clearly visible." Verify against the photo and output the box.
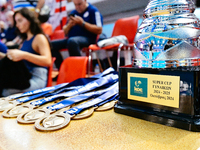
[95,100,117,111]
[72,107,95,120]
[35,112,72,131]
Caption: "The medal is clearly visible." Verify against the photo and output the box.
[1,97,50,118]
[35,112,72,131]
[17,82,117,124]
[0,67,114,108]
[17,106,71,124]
[0,100,20,112]
[0,97,11,106]
[0,67,114,106]
[0,93,23,104]
[95,100,117,111]
[0,90,53,113]
[15,73,117,120]
[0,96,12,104]
[2,104,36,118]
[95,95,119,111]
[35,84,118,131]
[9,83,68,100]
[1,81,91,117]
[0,83,69,112]
[72,107,95,120]
[1,91,68,118]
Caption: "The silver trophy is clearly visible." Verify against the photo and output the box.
[133,0,200,68]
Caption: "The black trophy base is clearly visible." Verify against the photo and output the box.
[114,102,200,132]
[114,65,200,132]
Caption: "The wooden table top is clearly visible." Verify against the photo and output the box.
[0,108,200,150]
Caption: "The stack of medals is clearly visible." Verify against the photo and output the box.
[0,67,119,131]
[133,0,200,68]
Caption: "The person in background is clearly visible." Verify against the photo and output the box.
[38,5,53,38]
[1,11,17,44]
[12,0,45,17]
[0,21,6,39]
[0,8,51,97]
[0,1,8,28]
[1,11,22,49]
[7,2,51,48]
[51,0,103,69]
[5,4,52,49]
[45,0,67,31]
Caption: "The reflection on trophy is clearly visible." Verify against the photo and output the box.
[133,0,200,68]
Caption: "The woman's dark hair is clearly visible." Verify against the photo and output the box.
[13,8,44,41]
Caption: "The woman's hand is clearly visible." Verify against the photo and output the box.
[7,49,26,62]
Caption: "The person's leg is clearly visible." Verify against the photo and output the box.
[67,36,95,56]
[2,67,47,97]
[51,38,68,69]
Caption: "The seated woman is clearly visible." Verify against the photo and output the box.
[1,8,52,97]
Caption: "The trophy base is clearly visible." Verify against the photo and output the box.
[114,65,200,132]
[114,102,200,131]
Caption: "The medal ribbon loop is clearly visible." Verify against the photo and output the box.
[8,67,115,100]
[30,73,118,107]
[65,83,119,116]
[47,82,119,111]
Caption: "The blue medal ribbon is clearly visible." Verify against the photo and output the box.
[8,67,115,100]
[30,73,118,107]
[16,91,53,104]
[91,67,115,78]
[9,83,68,99]
[47,82,119,111]
[47,90,104,111]
[94,94,119,107]
[65,83,118,116]
[15,82,83,104]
